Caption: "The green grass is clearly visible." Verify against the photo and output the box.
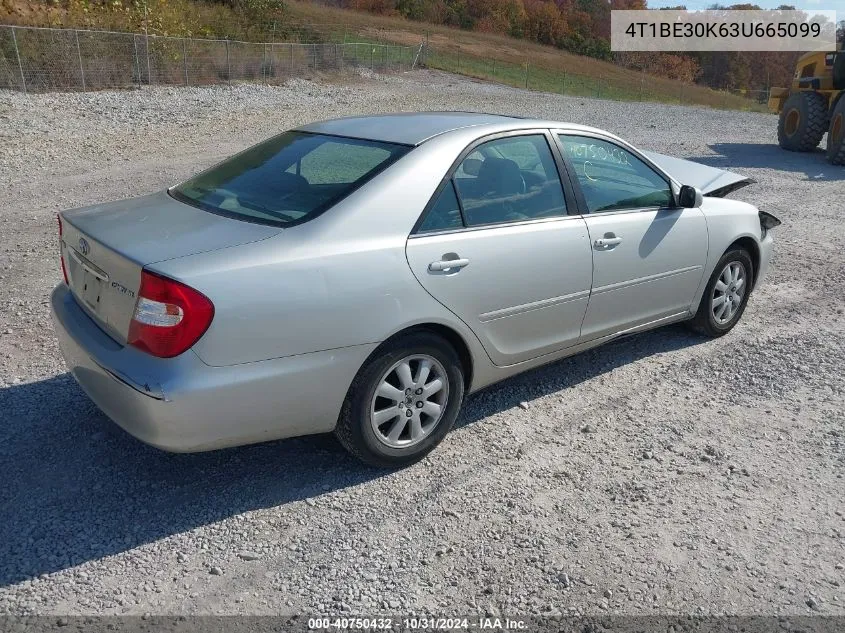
[423,46,768,112]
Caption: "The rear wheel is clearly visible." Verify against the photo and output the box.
[826,97,845,166]
[688,249,754,338]
[778,91,829,152]
[335,332,465,468]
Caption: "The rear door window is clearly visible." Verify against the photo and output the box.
[417,181,464,233]
[172,132,410,226]
[452,134,567,227]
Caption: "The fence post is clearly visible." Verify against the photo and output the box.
[290,43,294,72]
[412,41,423,70]
[133,35,141,89]
[226,39,231,85]
[562,70,567,95]
[370,46,374,71]
[75,30,86,91]
[524,61,529,90]
[183,38,189,86]
[263,43,267,82]
[145,34,152,86]
[11,27,26,94]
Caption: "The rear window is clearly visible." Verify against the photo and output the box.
[171,132,410,226]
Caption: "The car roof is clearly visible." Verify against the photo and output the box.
[296,112,608,146]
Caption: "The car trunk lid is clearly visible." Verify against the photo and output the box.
[60,191,281,344]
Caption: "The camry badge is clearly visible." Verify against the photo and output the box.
[78,237,90,256]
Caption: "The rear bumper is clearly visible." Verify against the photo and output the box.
[50,284,375,452]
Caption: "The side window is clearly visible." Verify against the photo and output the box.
[453,135,567,227]
[417,181,463,233]
[558,135,672,213]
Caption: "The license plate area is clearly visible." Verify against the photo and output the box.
[79,269,104,312]
[67,247,109,316]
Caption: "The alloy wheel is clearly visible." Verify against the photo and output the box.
[369,354,449,449]
[711,261,746,325]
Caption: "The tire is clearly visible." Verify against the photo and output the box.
[826,96,845,166]
[777,91,829,152]
[335,331,465,468]
[834,53,845,91]
[688,249,754,338]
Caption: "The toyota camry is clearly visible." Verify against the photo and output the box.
[51,112,780,467]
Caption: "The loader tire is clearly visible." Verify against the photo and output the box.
[833,53,845,91]
[777,91,829,152]
[826,97,845,166]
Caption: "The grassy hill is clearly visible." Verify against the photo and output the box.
[284,2,765,111]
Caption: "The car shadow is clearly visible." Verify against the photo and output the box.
[688,143,845,182]
[0,324,704,588]
[455,324,704,428]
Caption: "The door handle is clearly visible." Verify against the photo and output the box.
[429,258,470,272]
[594,237,622,249]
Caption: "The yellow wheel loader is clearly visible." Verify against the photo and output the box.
[768,47,845,165]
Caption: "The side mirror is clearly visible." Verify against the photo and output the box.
[678,185,703,209]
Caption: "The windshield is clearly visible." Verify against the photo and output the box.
[171,132,410,226]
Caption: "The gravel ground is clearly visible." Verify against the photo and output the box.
[0,70,843,617]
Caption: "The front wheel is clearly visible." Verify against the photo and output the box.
[335,332,465,468]
[688,249,754,338]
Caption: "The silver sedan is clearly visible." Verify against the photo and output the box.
[51,112,780,467]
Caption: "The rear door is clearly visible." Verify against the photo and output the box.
[406,131,593,367]
[555,133,708,341]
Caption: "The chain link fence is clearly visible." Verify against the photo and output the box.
[0,25,421,93]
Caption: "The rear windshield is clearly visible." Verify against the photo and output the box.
[171,132,410,226]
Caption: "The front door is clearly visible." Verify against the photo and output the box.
[556,134,708,341]
[406,132,593,366]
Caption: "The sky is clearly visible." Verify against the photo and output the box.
[647,0,844,12]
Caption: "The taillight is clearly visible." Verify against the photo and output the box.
[127,270,214,358]
[57,215,69,285]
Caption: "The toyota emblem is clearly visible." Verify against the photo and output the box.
[78,237,90,256]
